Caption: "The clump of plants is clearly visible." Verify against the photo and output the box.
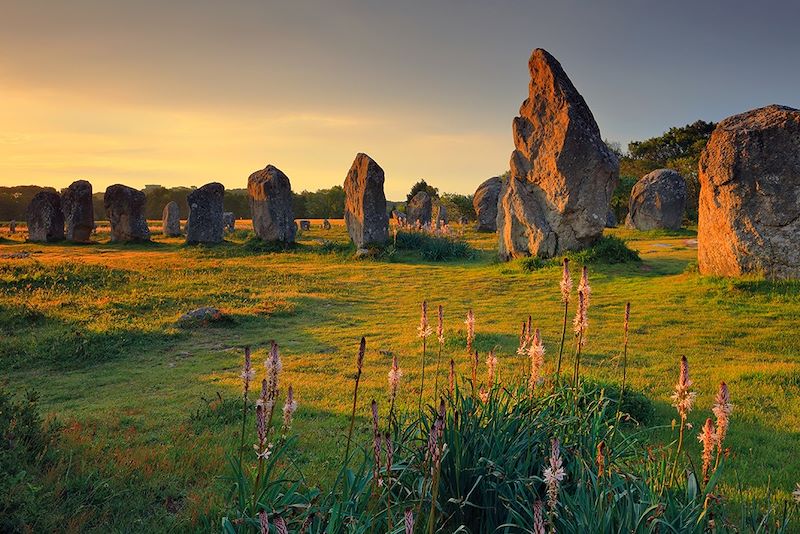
[520,236,639,272]
[390,228,474,261]
[221,263,798,532]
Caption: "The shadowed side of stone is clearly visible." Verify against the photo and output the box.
[26,191,65,242]
[343,153,389,248]
[186,182,225,245]
[104,184,150,242]
[248,165,296,244]
[62,180,94,242]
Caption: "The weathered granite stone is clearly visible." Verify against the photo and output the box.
[25,191,64,242]
[104,185,150,242]
[248,165,296,243]
[186,183,225,244]
[343,153,389,248]
[61,180,94,242]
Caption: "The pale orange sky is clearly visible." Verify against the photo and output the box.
[2,0,798,198]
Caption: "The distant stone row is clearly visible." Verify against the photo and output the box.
[470,48,800,279]
[23,155,397,250]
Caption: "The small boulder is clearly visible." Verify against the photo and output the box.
[406,191,432,226]
[299,220,311,231]
[186,183,225,244]
[698,105,800,278]
[343,153,389,248]
[104,185,150,242]
[473,176,503,232]
[61,180,94,242]
[25,191,64,242]
[176,306,226,327]
[625,169,686,231]
[322,219,332,230]
[223,212,235,232]
[162,201,182,237]
[248,165,296,243]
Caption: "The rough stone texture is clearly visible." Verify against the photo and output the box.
[473,176,503,232]
[432,202,447,229]
[223,212,235,232]
[162,201,182,236]
[343,153,389,248]
[605,210,617,228]
[248,165,296,243]
[625,169,686,230]
[61,180,94,242]
[698,105,800,278]
[176,306,225,327]
[497,49,619,259]
[25,191,64,242]
[299,220,311,231]
[104,185,150,242]
[406,191,432,226]
[186,183,225,244]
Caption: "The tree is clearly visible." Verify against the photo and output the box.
[406,180,439,204]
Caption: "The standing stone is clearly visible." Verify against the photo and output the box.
[299,220,311,231]
[9,220,16,234]
[322,219,332,230]
[698,105,800,278]
[406,191,432,226]
[343,153,389,248]
[186,183,225,244]
[61,180,94,242]
[605,210,617,228]
[248,165,296,243]
[223,212,235,232]
[391,210,407,225]
[432,202,447,229]
[162,201,181,237]
[473,176,503,232]
[497,49,619,259]
[25,191,64,242]
[625,169,686,230]
[104,185,150,242]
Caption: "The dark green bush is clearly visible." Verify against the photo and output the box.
[393,230,474,261]
[568,235,640,265]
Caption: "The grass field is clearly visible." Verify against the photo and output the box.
[1,221,798,531]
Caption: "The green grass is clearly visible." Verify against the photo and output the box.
[1,222,798,531]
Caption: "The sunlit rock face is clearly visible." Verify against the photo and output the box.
[498,48,618,260]
[698,105,800,279]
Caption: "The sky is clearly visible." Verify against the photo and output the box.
[1,0,798,199]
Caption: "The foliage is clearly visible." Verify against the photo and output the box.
[0,387,59,532]
[406,179,439,204]
[392,230,474,261]
[439,193,476,222]
[520,236,639,272]
[222,379,795,532]
[611,175,638,224]
[292,186,346,219]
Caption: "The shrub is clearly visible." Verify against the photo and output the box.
[568,235,640,264]
[393,230,474,261]
[242,236,297,253]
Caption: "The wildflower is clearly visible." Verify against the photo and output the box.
[465,309,475,353]
[265,341,282,403]
[448,358,455,396]
[255,396,267,448]
[274,516,289,534]
[792,483,800,503]
[388,354,402,400]
[596,441,606,478]
[486,350,498,385]
[241,346,255,393]
[572,290,588,347]
[371,400,381,484]
[426,400,445,475]
[528,328,545,391]
[384,431,394,483]
[712,381,733,447]
[533,500,546,534]
[418,300,432,338]
[543,438,565,514]
[258,510,269,534]
[357,336,366,374]
[471,350,479,386]
[670,355,697,420]
[282,385,297,433]
[698,417,716,483]
[517,320,529,355]
[560,257,572,304]
[578,266,591,309]
[479,387,489,403]
[404,509,414,534]
[437,304,444,344]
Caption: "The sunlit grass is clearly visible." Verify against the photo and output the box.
[1,223,798,531]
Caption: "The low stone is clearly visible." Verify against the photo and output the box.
[104,185,151,242]
[61,180,94,242]
[162,201,182,237]
[25,191,64,242]
[176,306,226,327]
[406,191,432,226]
[223,212,235,232]
[625,169,686,230]
[186,183,225,244]
[300,220,311,231]
[322,219,332,230]
[473,176,503,232]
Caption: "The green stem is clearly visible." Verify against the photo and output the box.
[669,418,685,486]
[418,338,427,414]
[237,388,248,470]
[556,301,569,380]
[433,342,442,399]
[344,369,362,468]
